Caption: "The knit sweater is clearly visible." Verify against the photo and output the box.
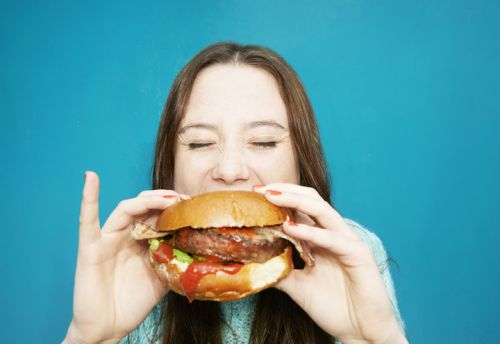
[119,219,405,344]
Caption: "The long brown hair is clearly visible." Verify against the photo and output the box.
[152,42,334,344]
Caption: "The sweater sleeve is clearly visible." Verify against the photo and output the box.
[343,218,406,333]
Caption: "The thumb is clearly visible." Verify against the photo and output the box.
[273,269,302,295]
[274,269,311,312]
[79,171,101,245]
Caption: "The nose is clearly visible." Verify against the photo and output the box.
[211,147,250,185]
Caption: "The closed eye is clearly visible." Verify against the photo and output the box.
[252,141,277,148]
[188,142,214,150]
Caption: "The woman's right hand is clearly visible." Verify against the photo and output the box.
[64,171,185,344]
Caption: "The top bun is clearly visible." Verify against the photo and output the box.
[157,191,289,231]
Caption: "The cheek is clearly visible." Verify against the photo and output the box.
[246,145,299,184]
[174,151,215,193]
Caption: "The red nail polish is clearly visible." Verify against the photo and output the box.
[163,195,176,199]
[288,221,298,226]
[253,184,265,188]
[267,190,282,196]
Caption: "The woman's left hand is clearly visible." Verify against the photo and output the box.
[253,184,407,344]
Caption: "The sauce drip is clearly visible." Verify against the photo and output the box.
[181,262,243,298]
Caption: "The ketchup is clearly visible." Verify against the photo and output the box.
[150,238,244,303]
[152,242,174,263]
[181,262,243,295]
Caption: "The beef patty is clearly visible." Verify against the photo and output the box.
[172,227,288,263]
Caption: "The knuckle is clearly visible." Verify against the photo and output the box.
[78,215,86,226]
[145,196,162,207]
[79,214,95,227]
[116,199,132,211]
[137,190,151,197]
[306,186,319,197]
[319,199,331,213]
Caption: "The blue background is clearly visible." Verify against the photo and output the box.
[1,1,499,343]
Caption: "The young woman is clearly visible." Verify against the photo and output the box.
[64,42,407,344]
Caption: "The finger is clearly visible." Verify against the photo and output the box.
[254,184,349,234]
[292,210,316,226]
[254,184,354,236]
[273,268,303,294]
[102,196,179,233]
[253,183,320,198]
[137,190,177,197]
[79,171,101,245]
[263,190,352,237]
[137,190,191,200]
[283,221,358,256]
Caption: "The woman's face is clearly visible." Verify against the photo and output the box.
[173,64,300,196]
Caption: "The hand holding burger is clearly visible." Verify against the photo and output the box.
[64,172,184,344]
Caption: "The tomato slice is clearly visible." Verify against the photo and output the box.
[152,242,174,263]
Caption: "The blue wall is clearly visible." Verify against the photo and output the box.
[1,1,499,342]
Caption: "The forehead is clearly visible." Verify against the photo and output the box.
[182,64,288,127]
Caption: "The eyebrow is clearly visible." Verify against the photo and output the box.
[178,123,218,134]
[247,120,287,131]
[178,120,287,134]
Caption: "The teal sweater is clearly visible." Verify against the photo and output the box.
[120,219,405,344]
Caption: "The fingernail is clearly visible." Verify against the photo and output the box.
[84,171,90,183]
[288,220,298,226]
[267,190,282,196]
[163,195,176,199]
[253,184,265,189]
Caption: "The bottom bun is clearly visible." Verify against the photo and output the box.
[150,246,293,302]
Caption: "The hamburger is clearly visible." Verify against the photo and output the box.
[132,190,315,302]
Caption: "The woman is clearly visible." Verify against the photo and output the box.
[64,42,407,344]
